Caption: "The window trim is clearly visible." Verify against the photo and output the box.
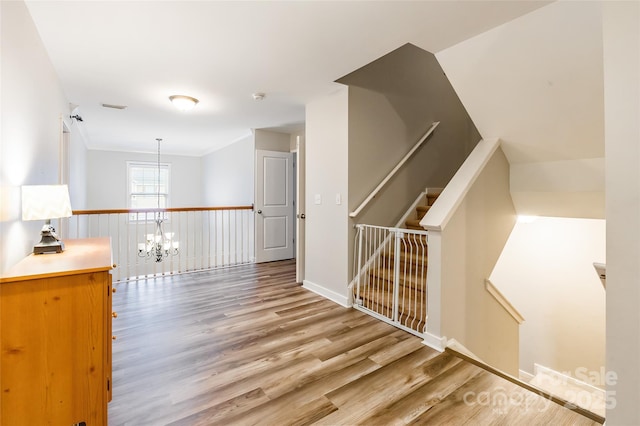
[126,161,171,222]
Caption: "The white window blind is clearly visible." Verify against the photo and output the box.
[127,162,170,221]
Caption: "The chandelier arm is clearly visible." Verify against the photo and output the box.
[138,138,180,263]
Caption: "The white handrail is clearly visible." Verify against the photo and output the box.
[349,121,440,218]
[485,279,525,324]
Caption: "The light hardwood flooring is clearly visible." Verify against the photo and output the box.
[108,260,599,425]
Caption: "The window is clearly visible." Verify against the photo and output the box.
[127,162,170,221]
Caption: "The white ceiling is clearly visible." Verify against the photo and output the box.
[436,1,606,218]
[25,0,549,156]
[436,0,604,165]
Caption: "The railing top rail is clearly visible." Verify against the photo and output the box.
[349,121,440,219]
[355,223,429,236]
[73,205,254,215]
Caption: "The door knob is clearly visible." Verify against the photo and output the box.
[299,214,306,219]
[257,210,263,214]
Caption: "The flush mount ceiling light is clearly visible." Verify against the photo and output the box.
[252,92,265,101]
[169,95,199,112]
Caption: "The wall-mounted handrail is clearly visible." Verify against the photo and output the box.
[349,121,440,218]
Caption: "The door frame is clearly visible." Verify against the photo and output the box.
[293,135,306,283]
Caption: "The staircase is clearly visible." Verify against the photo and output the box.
[404,191,440,230]
[353,191,440,336]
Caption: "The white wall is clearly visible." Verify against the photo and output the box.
[86,150,201,209]
[0,1,84,274]
[603,1,640,423]
[68,127,88,209]
[490,217,606,380]
[429,144,519,374]
[202,134,254,206]
[436,1,605,219]
[510,158,605,219]
[303,87,349,305]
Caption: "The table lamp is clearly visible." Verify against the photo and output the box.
[21,184,73,254]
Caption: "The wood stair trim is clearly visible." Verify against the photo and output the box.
[444,346,605,424]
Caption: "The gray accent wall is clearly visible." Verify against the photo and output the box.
[338,43,481,227]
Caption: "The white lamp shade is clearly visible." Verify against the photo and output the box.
[22,185,72,221]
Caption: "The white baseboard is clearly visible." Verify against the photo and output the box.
[422,331,447,352]
[533,363,606,394]
[302,280,349,308]
[519,369,535,382]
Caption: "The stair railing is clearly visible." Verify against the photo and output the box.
[349,121,440,218]
[352,224,429,337]
[66,205,254,282]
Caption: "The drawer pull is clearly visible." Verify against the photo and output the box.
[112,335,117,340]
[112,312,118,318]
[112,287,117,293]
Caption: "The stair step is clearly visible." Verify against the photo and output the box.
[381,249,428,267]
[368,267,428,292]
[356,288,427,332]
[401,233,428,245]
[416,205,432,220]
[427,191,441,206]
[405,219,425,230]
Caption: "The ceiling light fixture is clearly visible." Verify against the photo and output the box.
[169,95,199,112]
[252,92,265,101]
[138,138,179,262]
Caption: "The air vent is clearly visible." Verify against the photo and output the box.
[101,103,127,110]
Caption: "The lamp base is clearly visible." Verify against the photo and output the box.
[33,226,65,254]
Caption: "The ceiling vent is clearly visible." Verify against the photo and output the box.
[102,103,127,110]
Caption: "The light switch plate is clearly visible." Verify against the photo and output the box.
[335,193,341,205]
[314,194,322,205]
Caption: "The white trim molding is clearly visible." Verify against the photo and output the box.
[422,331,447,352]
[519,369,535,382]
[302,280,349,307]
[485,279,525,324]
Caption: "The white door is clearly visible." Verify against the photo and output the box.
[295,136,306,283]
[256,150,294,263]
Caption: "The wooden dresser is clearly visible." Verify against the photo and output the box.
[0,238,114,426]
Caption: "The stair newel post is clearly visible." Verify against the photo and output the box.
[393,229,403,322]
[356,224,364,305]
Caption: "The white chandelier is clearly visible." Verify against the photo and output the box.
[138,138,179,262]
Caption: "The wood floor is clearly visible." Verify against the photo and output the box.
[108,260,598,426]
